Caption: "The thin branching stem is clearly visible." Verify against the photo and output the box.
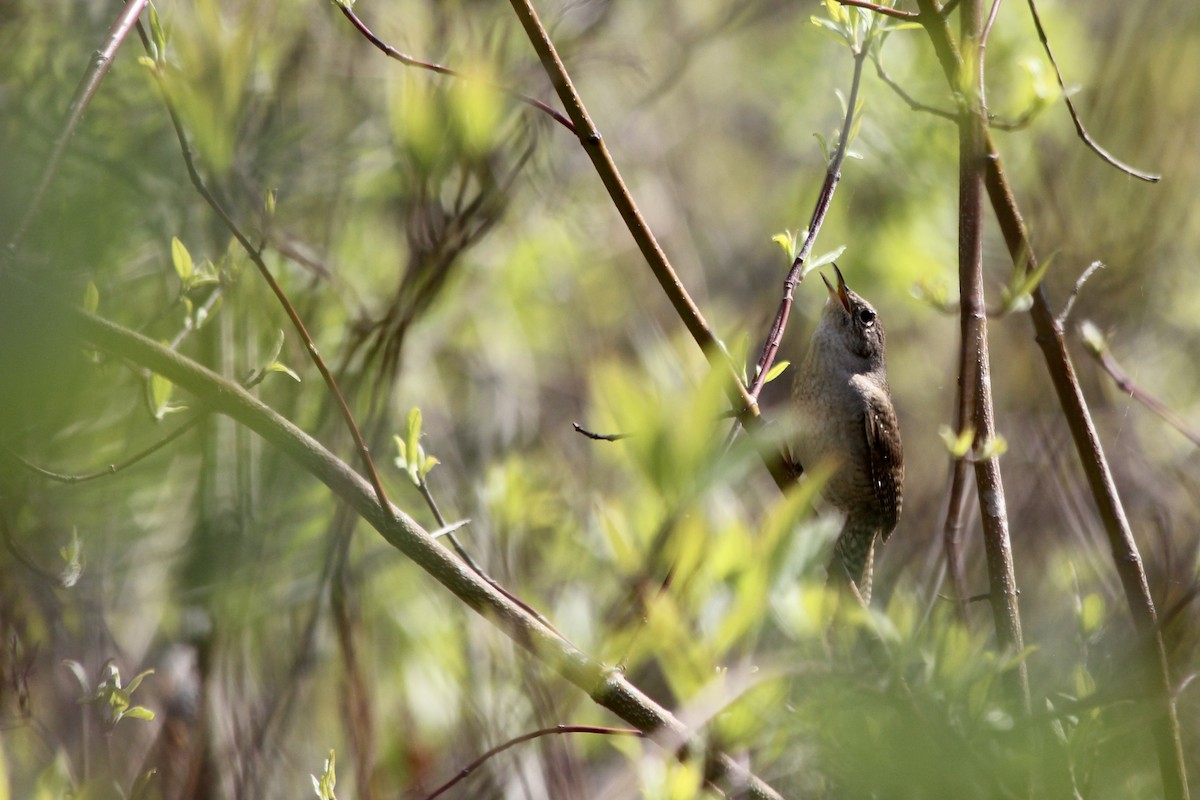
[134,24,391,511]
[748,46,868,403]
[422,725,643,800]
[944,0,1030,711]
[1083,330,1200,449]
[415,476,565,636]
[1023,0,1160,182]
[8,416,202,484]
[838,0,920,20]
[333,3,576,135]
[1056,260,1103,327]
[5,0,148,259]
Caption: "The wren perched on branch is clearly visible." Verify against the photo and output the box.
[791,265,903,602]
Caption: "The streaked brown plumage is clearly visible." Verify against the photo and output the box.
[791,266,903,601]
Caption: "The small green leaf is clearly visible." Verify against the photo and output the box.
[975,435,1008,460]
[148,5,167,58]
[265,362,301,382]
[124,669,155,696]
[121,706,156,722]
[1079,320,1107,356]
[813,131,830,163]
[264,188,277,216]
[312,750,337,800]
[939,424,975,458]
[763,360,790,385]
[405,408,423,484]
[393,435,408,470]
[151,374,172,416]
[148,373,187,420]
[1079,592,1105,635]
[82,282,99,314]
[420,454,439,479]
[771,230,798,263]
[171,237,193,284]
[59,528,83,588]
[910,279,958,314]
[808,245,846,272]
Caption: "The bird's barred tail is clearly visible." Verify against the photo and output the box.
[830,520,879,603]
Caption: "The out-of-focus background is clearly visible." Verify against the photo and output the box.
[2,0,1198,797]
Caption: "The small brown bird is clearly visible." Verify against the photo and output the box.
[791,265,903,601]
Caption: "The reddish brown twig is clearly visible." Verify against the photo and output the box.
[422,725,643,800]
[1081,324,1200,449]
[333,2,575,135]
[837,0,919,20]
[748,47,868,402]
[1024,0,1160,182]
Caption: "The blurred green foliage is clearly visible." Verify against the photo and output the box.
[2,0,1199,798]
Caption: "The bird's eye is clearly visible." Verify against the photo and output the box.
[857,307,876,327]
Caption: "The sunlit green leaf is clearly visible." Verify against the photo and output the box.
[171,237,193,284]
[82,281,99,314]
[939,424,975,458]
[763,360,790,384]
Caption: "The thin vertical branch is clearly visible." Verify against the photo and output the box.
[5,0,149,258]
[940,461,972,622]
[947,0,1030,709]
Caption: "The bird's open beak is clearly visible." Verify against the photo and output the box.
[821,264,852,313]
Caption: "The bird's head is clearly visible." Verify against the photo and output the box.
[817,264,887,370]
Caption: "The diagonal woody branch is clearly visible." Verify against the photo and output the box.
[504,0,795,491]
[51,297,784,800]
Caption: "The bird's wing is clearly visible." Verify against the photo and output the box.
[863,390,904,540]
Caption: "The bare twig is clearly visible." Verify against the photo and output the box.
[8,416,202,484]
[136,26,391,511]
[333,2,575,135]
[572,422,628,442]
[5,0,149,259]
[873,52,1045,130]
[1080,324,1200,449]
[1024,0,1160,182]
[873,53,957,121]
[940,458,972,622]
[837,0,920,20]
[423,725,643,800]
[1056,260,1104,327]
[415,475,565,636]
[748,47,869,403]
